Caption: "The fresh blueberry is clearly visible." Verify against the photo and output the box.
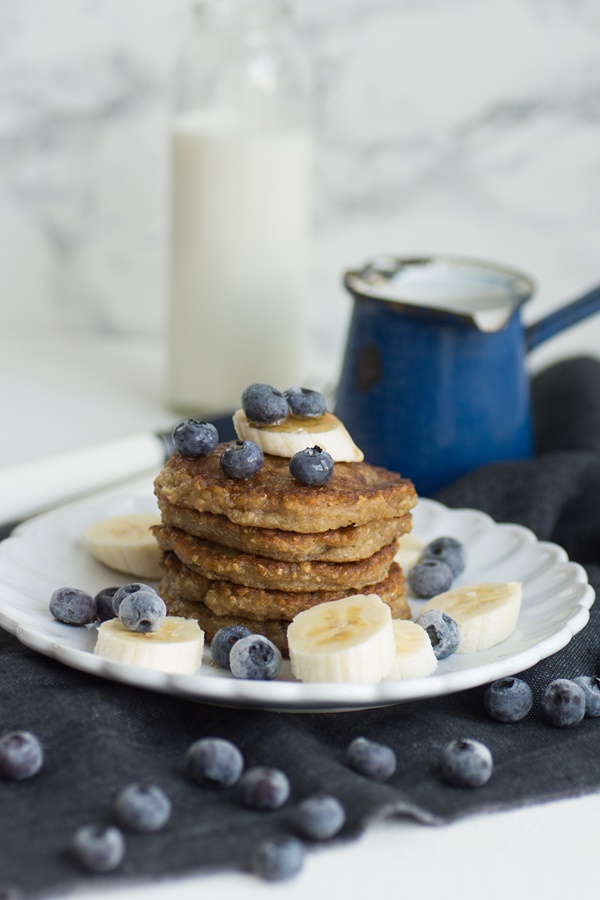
[72,824,125,873]
[112,582,157,615]
[118,591,166,633]
[114,783,172,832]
[50,587,97,625]
[94,587,119,622]
[229,634,282,680]
[422,537,466,578]
[541,679,586,727]
[186,737,244,788]
[294,794,345,840]
[250,836,305,882]
[284,387,327,418]
[239,766,290,809]
[172,420,219,457]
[346,736,396,782]
[415,609,461,660]
[211,625,253,669]
[220,441,264,480]
[242,383,288,425]
[289,446,334,486]
[439,738,493,788]
[572,676,600,717]
[408,559,454,599]
[484,677,533,723]
[0,885,23,900]
[0,731,44,781]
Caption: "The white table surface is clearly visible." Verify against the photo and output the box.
[1,328,598,900]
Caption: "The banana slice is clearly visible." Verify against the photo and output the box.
[394,532,425,575]
[420,582,522,654]
[94,616,204,674]
[386,620,438,679]
[232,409,364,462]
[287,593,396,683]
[85,513,162,580]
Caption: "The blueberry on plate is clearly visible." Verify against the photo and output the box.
[229,634,282,680]
[439,738,493,788]
[294,794,346,840]
[211,625,253,669]
[118,591,166,633]
[112,582,157,615]
[484,677,533,723]
[50,587,97,626]
[250,836,305,882]
[421,536,466,578]
[289,446,334,486]
[239,766,290,810]
[186,737,244,788]
[408,559,454,599]
[72,825,125,873]
[172,420,219,457]
[242,383,288,425]
[94,586,119,622]
[220,440,264,480]
[284,386,327,418]
[0,731,44,781]
[415,609,461,660]
[114,783,172,832]
[541,679,585,727]
[345,736,396,782]
[572,676,600,717]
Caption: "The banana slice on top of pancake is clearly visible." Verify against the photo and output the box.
[232,409,363,462]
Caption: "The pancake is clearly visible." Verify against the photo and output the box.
[154,524,399,592]
[159,552,409,623]
[154,446,417,533]
[157,499,412,563]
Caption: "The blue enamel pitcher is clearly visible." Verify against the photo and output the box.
[334,255,600,496]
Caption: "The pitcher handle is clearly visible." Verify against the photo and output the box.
[526,283,600,351]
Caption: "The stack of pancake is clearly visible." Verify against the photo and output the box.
[153,447,418,653]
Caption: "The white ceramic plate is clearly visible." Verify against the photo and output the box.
[0,478,594,711]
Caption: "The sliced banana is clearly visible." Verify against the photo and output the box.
[386,620,438,679]
[420,582,522,654]
[85,513,162,580]
[394,532,425,575]
[232,409,364,462]
[287,593,396,683]
[94,616,204,674]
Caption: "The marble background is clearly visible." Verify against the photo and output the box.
[1,0,599,386]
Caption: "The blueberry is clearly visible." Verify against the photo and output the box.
[94,586,119,622]
[439,738,493,788]
[112,582,157,615]
[242,383,288,425]
[172,420,219,457]
[0,885,23,900]
[415,609,461,660]
[250,836,305,882]
[118,591,166,633]
[229,634,282,680]
[345,736,396,782]
[50,587,97,625]
[294,794,345,840]
[289,446,334,486]
[484,677,533,723]
[186,737,244,788]
[408,559,454,599]
[220,441,264,480]
[572,676,600,717]
[422,537,466,578]
[239,766,290,809]
[72,824,125,873]
[0,731,44,781]
[541,679,586,728]
[284,387,327,419]
[211,625,253,669]
[114,783,172,832]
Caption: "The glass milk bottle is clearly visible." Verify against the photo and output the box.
[167,0,311,414]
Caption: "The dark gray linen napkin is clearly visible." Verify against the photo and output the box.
[1,357,599,898]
